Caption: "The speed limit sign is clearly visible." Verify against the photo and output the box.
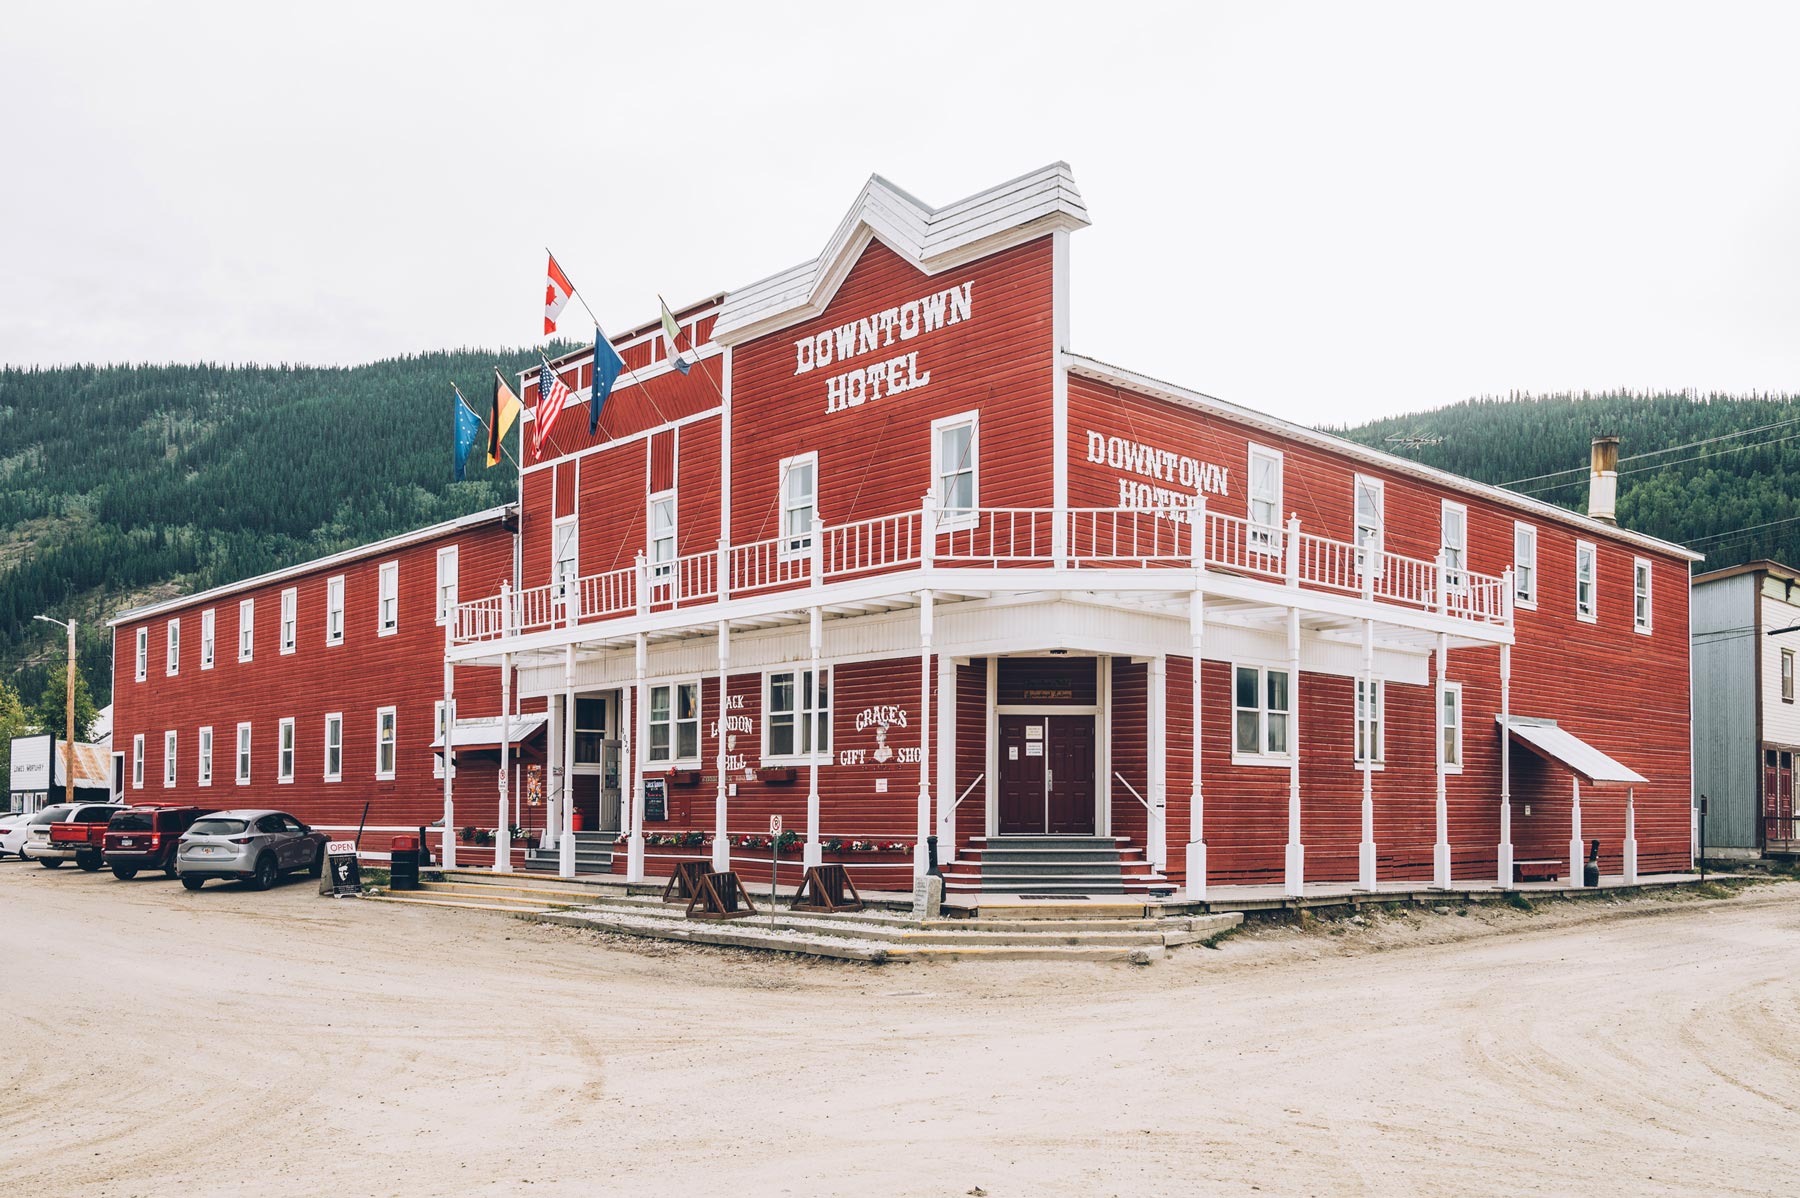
[769,814,782,835]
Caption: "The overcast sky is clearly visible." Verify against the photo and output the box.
[4,2,1798,426]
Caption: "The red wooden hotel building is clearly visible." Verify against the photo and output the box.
[113,164,1701,897]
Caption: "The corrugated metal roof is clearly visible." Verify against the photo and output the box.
[430,715,548,750]
[1499,716,1646,785]
[51,741,114,789]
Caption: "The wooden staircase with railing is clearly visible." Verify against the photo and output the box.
[940,836,1168,896]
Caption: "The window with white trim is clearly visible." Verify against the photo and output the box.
[1355,678,1383,766]
[378,561,399,635]
[1633,558,1652,633]
[1783,650,1795,704]
[649,681,701,765]
[1233,665,1291,761]
[765,668,830,761]
[163,730,177,788]
[132,734,145,789]
[280,587,297,654]
[1575,541,1597,622]
[552,516,578,585]
[326,575,344,645]
[647,491,676,583]
[135,628,147,682]
[235,722,252,785]
[324,713,343,781]
[779,452,818,559]
[238,599,254,662]
[1248,444,1283,552]
[166,619,180,675]
[436,546,459,626]
[433,700,448,779]
[1440,682,1463,771]
[201,608,215,669]
[1354,475,1384,577]
[932,412,979,529]
[375,707,396,779]
[198,726,213,787]
[1513,522,1537,608]
[278,717,295,783]
[1440,500,1467,593]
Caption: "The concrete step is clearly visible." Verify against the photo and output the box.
[415,881,611,907]
[366,893,555,915]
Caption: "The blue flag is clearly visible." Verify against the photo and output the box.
[589,327,626,436]
[452,387,483,481]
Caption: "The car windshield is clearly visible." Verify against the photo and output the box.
[188,818,247,836]
[34,806,74,824]
[111,812,155,832]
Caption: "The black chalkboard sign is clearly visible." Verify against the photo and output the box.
[325,840,363,896]
[644,777,668,823]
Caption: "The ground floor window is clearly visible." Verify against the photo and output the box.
[1233,665,1291,762]
[236,723,252,785]
[1355,679,1383,766]
[1439,682,1463,770]
[649,681,700,765]
[766,668,830,761]
[376,707,396,779]
[278,718,296,783]
[163,731,177,787]
[198,726,212,787]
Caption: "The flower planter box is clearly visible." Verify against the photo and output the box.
[757,767,797,784]
[666,770,702,787]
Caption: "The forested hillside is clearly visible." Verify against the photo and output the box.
[0,347,572,720]
[1341,390,1800,571]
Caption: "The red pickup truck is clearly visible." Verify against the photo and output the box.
[45,803,127,871]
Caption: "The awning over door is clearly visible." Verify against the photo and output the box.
[1499,715,1646,785]
[431,715,548,761]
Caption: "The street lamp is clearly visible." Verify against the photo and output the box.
[34,614,76,809]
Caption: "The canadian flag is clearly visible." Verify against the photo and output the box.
[544,253,575,335]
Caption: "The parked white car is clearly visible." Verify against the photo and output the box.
[7,805,74,861]
[0,809,46,859]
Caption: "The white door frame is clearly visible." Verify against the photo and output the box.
[985,654,1110,837]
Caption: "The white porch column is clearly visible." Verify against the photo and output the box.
[627,633,647,882]
[1498,645,1514,887]
[935,651,956,866]
[441,618,457,870]
[1568,776,1585,889]
[1284,604,1305,897]
[1433,632,1452,890]
[495,649,512,874]
[804,605,823,868]
[1358,619,1377,892]
[1184,582,1207,898]
[545,686,562,851]
[1623,786,1639,884]
[1147,654,1168,870]
[915,590,934,878]
[713,619,731,872]
[558,643,576,879]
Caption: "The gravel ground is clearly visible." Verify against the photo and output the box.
[2,858,1795,1197]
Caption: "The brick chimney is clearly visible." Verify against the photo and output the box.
[1588,436,1620,525]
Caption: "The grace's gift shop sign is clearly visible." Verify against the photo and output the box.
[1086,430,1229,523]
[795,282,974,413]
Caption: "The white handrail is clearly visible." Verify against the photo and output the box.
[1114,772,1150,810]
[952,774,985,809]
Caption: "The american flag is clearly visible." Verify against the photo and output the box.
[531,356,571,459]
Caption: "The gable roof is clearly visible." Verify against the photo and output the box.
[712,163,1089,346]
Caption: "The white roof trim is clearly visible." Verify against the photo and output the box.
[1065,354,1703,563]
[109,505,517,627]
[712,163,1090,345]
[1499,715,1647,785]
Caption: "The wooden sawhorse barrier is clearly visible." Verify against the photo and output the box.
[662,860,712,904]
[685,871,757,921]
[791,864,863,914]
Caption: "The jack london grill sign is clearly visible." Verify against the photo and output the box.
[1085,430,1230,523]
[795,281,974,413]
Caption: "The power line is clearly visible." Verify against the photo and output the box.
[1509,428,1800,498]
[1499,413,1800,488]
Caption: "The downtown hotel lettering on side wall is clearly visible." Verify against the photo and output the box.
[1086,430,1230,524]
[796,281,973,413]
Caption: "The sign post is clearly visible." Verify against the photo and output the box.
[769,814,782,921]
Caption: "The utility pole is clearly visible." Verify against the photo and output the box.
[34,614,77,806]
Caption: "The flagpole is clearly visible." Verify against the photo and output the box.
[455,380,521,471]
[543,249,686,427]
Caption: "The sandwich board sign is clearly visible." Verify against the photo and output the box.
[326,840,362,896]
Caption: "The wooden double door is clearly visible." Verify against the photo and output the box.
[997,715,1096,835]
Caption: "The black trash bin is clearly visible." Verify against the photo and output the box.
[390,834,421,891]
[1583,838,1600,888]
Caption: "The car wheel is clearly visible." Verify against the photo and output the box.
[308,846,325,879]
[39,858,63,869]
[77,852,102,872]
[164,860,180,879]
[180,875,205,891]
[111,865,139,881]
[250,854,278,891]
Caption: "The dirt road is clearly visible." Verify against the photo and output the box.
[3,861,1796,1197]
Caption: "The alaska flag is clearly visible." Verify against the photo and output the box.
[452,387,483,481]
[589,327,626,436]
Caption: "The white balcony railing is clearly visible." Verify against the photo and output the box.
[453,496,1511,644]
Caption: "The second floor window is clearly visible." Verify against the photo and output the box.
[437,546,459,625]
[1634,559,1652,633]
[238,599,254,662]
[553,517,578,586]
[1440,501,1467,593]
[198,726,212,787]
[1248,445,1282,551]
[280,587,297,654]
[649,681,701,764]
[166,619,180,675]
[1513,523,1537,608]
[379,562,399,635]
[1784,649,1794,703]
[648,492,676,582]
[201,608,215,669]
[135,628,147,681]
[1354,476,1384,576]
[932,413,978,527]
[327,576,345,645]
[1576,541,1597,622]
[780,453,818,558]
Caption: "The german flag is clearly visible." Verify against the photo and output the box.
[488,369,522,468]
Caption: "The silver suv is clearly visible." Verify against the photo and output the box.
[176,810,328,891]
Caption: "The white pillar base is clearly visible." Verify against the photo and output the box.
[442,837,457,871]
[1568,838,1585,889]
[558,830,576,879]
[711,836,730,873]
[1497,842,1514,889]
[1432,842,1452,890]
[803,840,823,869]
[493,833,512,874]
[1623,837,1638,885]
[1184,840,1207,900]
[1357,841,1377,892]
[937,810,957,866]
[1283,842,1305,897]
[626,833,645,883]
